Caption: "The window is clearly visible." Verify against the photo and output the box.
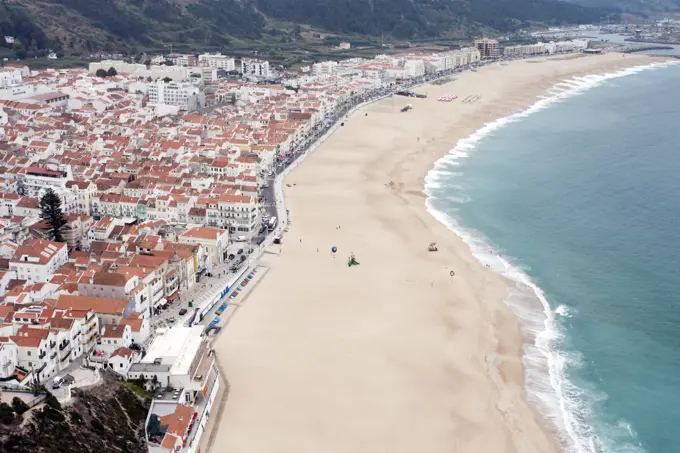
[27,351,31,356]
[28,362,32,367]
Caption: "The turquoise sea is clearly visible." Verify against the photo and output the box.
[425,60,680,453]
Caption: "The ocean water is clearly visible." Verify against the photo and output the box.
[425,61,680,453]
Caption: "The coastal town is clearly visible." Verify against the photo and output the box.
[0,36,595,453]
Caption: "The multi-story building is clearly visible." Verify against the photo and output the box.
[205,194,260,237]
[129,326,221,453]
[9,239,68,282]
[241,58,270,78]
[0,67,23,89]
[504,42,548,58]
[312,61,338,77]
[198,53,236,71]
[475,38,500,59]
[166,54,197,67]
[96,324,132,357]
[66,180,98,214]
[178,227,229,273]
[17,166,72,198]
[404,59,425,78]
[9,325,59,381]
[0,342,18,379]
[78,270,151,316]
[147,81,205,111]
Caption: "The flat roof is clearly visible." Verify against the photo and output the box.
[141,325,204,377]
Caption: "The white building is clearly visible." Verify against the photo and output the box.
[166,54,196,67]
[147,81,205,111]
[241,58,270,78]
[0,342,18,379]
[204,194,261,237]
[97,324,133,357]
[0,68,23,89]
[312,61,338,77]
[178,227,229,272]
[108,347,135,377]
[10,239,68,283]
[9,325,59,382]
[404,59,425,78]
[198,53,236,71]
[19,166,72,198]
[129,326,221,453]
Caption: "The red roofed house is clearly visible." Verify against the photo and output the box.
[107,346,135,377]
[9,325,59,381]
[10,239,68,282]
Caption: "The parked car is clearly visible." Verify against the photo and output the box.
[179,308,188,316]
[237,248,243,254]
[239,255,246,263]
[228,253,235,260]
[52,376,63,389]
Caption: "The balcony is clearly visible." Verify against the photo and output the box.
[50,341,56,349]
[60,350,71,363]
[50,351,57,360]
[39,351,46,359]
[59,340,70,351]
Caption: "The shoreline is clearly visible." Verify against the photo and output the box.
[423,58,679,452]
[211,53,669,453]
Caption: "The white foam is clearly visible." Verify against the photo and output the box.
[424,61,677,453]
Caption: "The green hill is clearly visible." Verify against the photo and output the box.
[0,0,618,58]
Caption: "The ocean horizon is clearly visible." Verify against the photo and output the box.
[425,60,680,453]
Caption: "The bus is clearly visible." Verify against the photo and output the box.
[268,217,277,231]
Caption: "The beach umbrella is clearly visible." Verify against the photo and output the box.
[332,246,337,253]
[429,242,437,247]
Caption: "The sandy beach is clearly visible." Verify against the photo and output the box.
[210,53,666,453]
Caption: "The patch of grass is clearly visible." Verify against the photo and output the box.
[124,382,150,398]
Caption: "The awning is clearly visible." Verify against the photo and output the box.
[167,291,180,302]
[154,298,167,308]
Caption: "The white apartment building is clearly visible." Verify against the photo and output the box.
[241,58,270,78]
[0,68,23,89]
[166,54,196,67]
[147,81,205,111]
[198,53,236,71]
[504,42,549,58]
[18,166,72,198]
[312,61,338,77]
[205,194,261,237]
[178,227,229,272]
[404,59,426,78]
[9,325,59,381]
[10,239,68,282]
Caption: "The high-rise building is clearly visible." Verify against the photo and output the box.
[475,38,500,59]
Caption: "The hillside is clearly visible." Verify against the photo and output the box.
[561,0,679,15]
[0,0,617,57]
[0,378,149,453]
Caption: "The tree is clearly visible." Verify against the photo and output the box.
[95,68,107,78]
[39,188,67,243]
[11,397,29,415]
[106,66,118,77]
[28,378,46,396]
[162,77,172,83]
[0,402,13,424]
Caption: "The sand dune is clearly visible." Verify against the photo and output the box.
[211,53,664,453]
